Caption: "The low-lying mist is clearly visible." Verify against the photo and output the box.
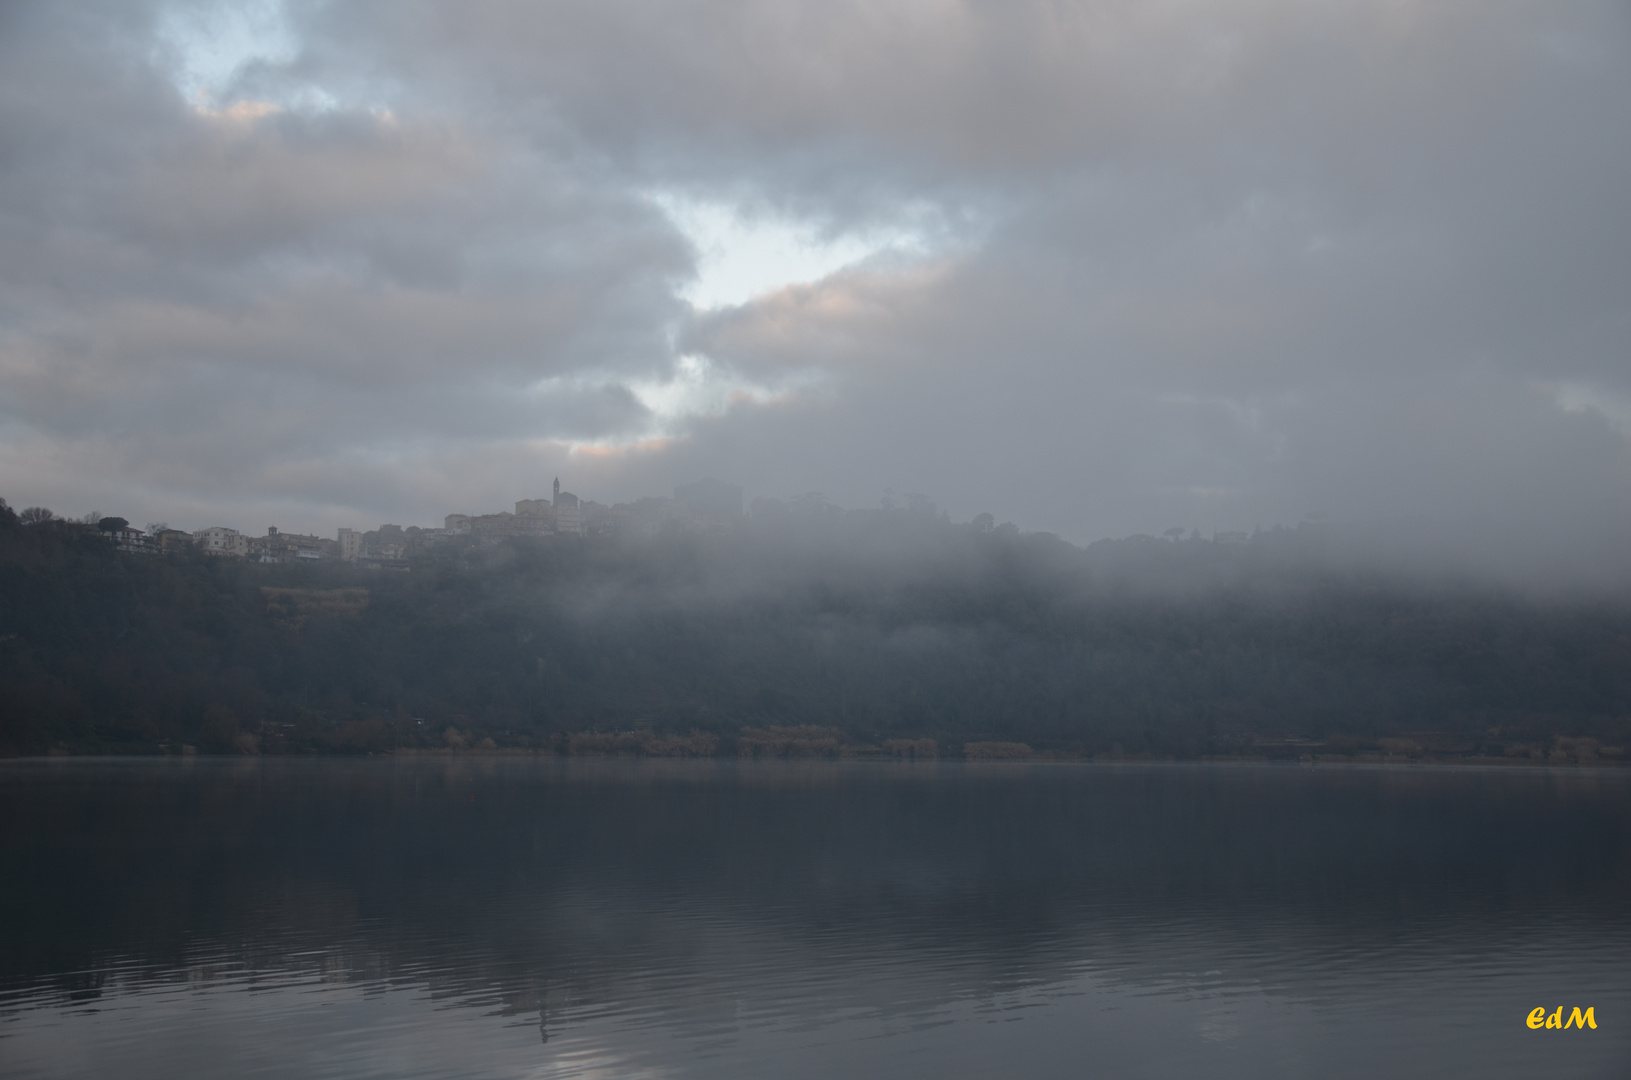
[2,497,1628,761]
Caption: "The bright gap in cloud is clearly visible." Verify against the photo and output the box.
[157,0,337,112]
[625,354,819,433]
[1554,381,1631,431]
[526,356,820,454]
[626,354,739,427]
[653,195,939,310]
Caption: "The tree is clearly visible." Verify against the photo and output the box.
[20,507,54,525]
[904,493,937,515]
[97,517,130,533]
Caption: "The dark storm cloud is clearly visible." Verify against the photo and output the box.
[1,1,1627,577]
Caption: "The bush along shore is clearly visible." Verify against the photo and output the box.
[344,728,1627,765]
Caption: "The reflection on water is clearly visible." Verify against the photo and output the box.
[1,759,1628,1078]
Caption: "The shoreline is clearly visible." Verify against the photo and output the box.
[5,749,1627,770]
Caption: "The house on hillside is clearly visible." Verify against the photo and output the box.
[196,526,248,557]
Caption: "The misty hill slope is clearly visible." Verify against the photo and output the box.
[1,500,1628,759]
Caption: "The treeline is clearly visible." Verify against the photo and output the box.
[1,496,1629,760]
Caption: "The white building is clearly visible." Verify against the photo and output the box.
[552,477,582,534]
[196,526,248,557]
[338,528,363,560]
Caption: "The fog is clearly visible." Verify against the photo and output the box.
[1,1,1628,579]
[6,496,1630,760]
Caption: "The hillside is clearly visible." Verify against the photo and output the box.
[2,498,1628,761]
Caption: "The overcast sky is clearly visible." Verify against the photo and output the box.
[2,0,1628,561]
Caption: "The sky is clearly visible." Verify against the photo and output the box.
[1,0,1628,569]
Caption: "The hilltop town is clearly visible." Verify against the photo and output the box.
[13,475,1281,571]
[27,477,755,570]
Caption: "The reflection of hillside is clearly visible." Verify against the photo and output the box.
[3,760,1629,1037]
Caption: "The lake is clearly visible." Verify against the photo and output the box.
[1,758,1627,1078]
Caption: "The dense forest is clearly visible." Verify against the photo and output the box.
[1,496,1628,762]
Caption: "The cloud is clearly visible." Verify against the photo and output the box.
[0,0,1627,579]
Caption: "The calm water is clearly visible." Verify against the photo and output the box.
[1,759,1627,1079]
